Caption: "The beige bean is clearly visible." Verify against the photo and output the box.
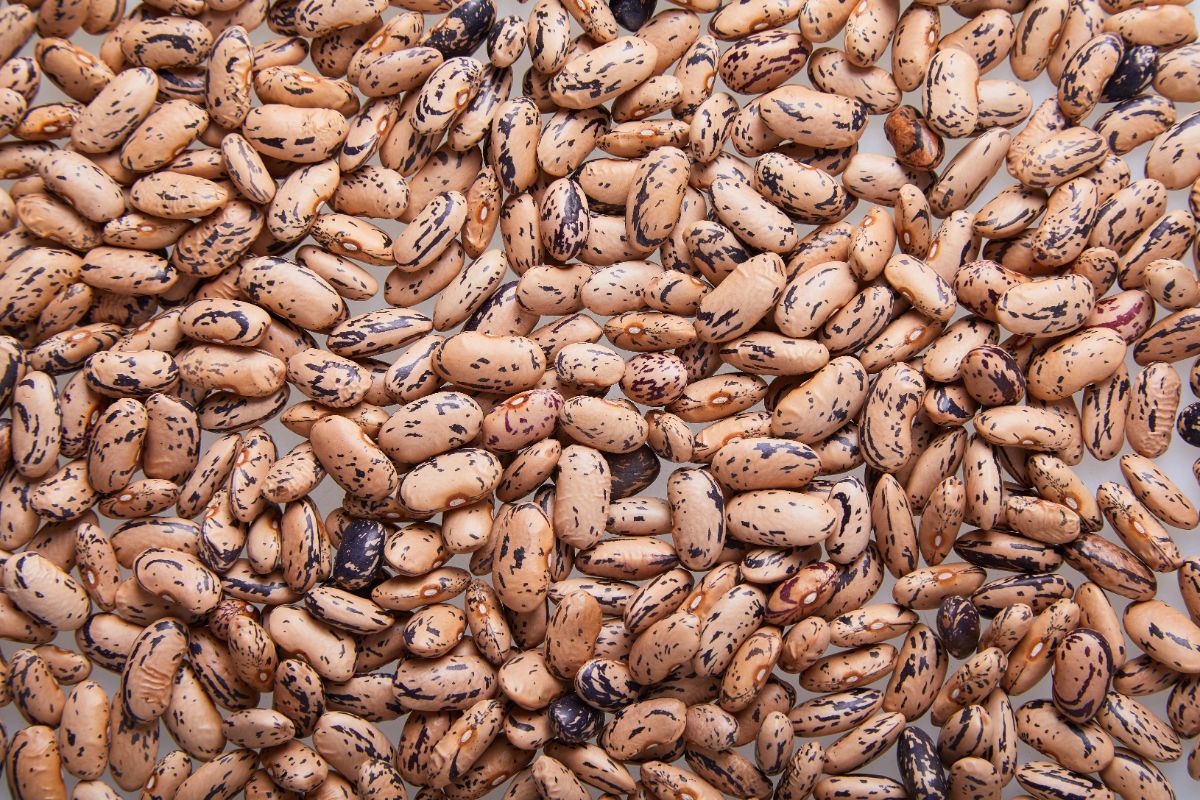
[242,105,348,163]
[762,85,868,148]
[550,37,657,109]
[309,414,398,502]
[1027,328,1127,401]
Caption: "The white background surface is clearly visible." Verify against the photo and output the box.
[7,0,1200,796]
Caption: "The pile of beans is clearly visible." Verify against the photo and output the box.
[5,0,1200,796]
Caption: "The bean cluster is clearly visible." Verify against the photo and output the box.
[2,0,1200,797]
